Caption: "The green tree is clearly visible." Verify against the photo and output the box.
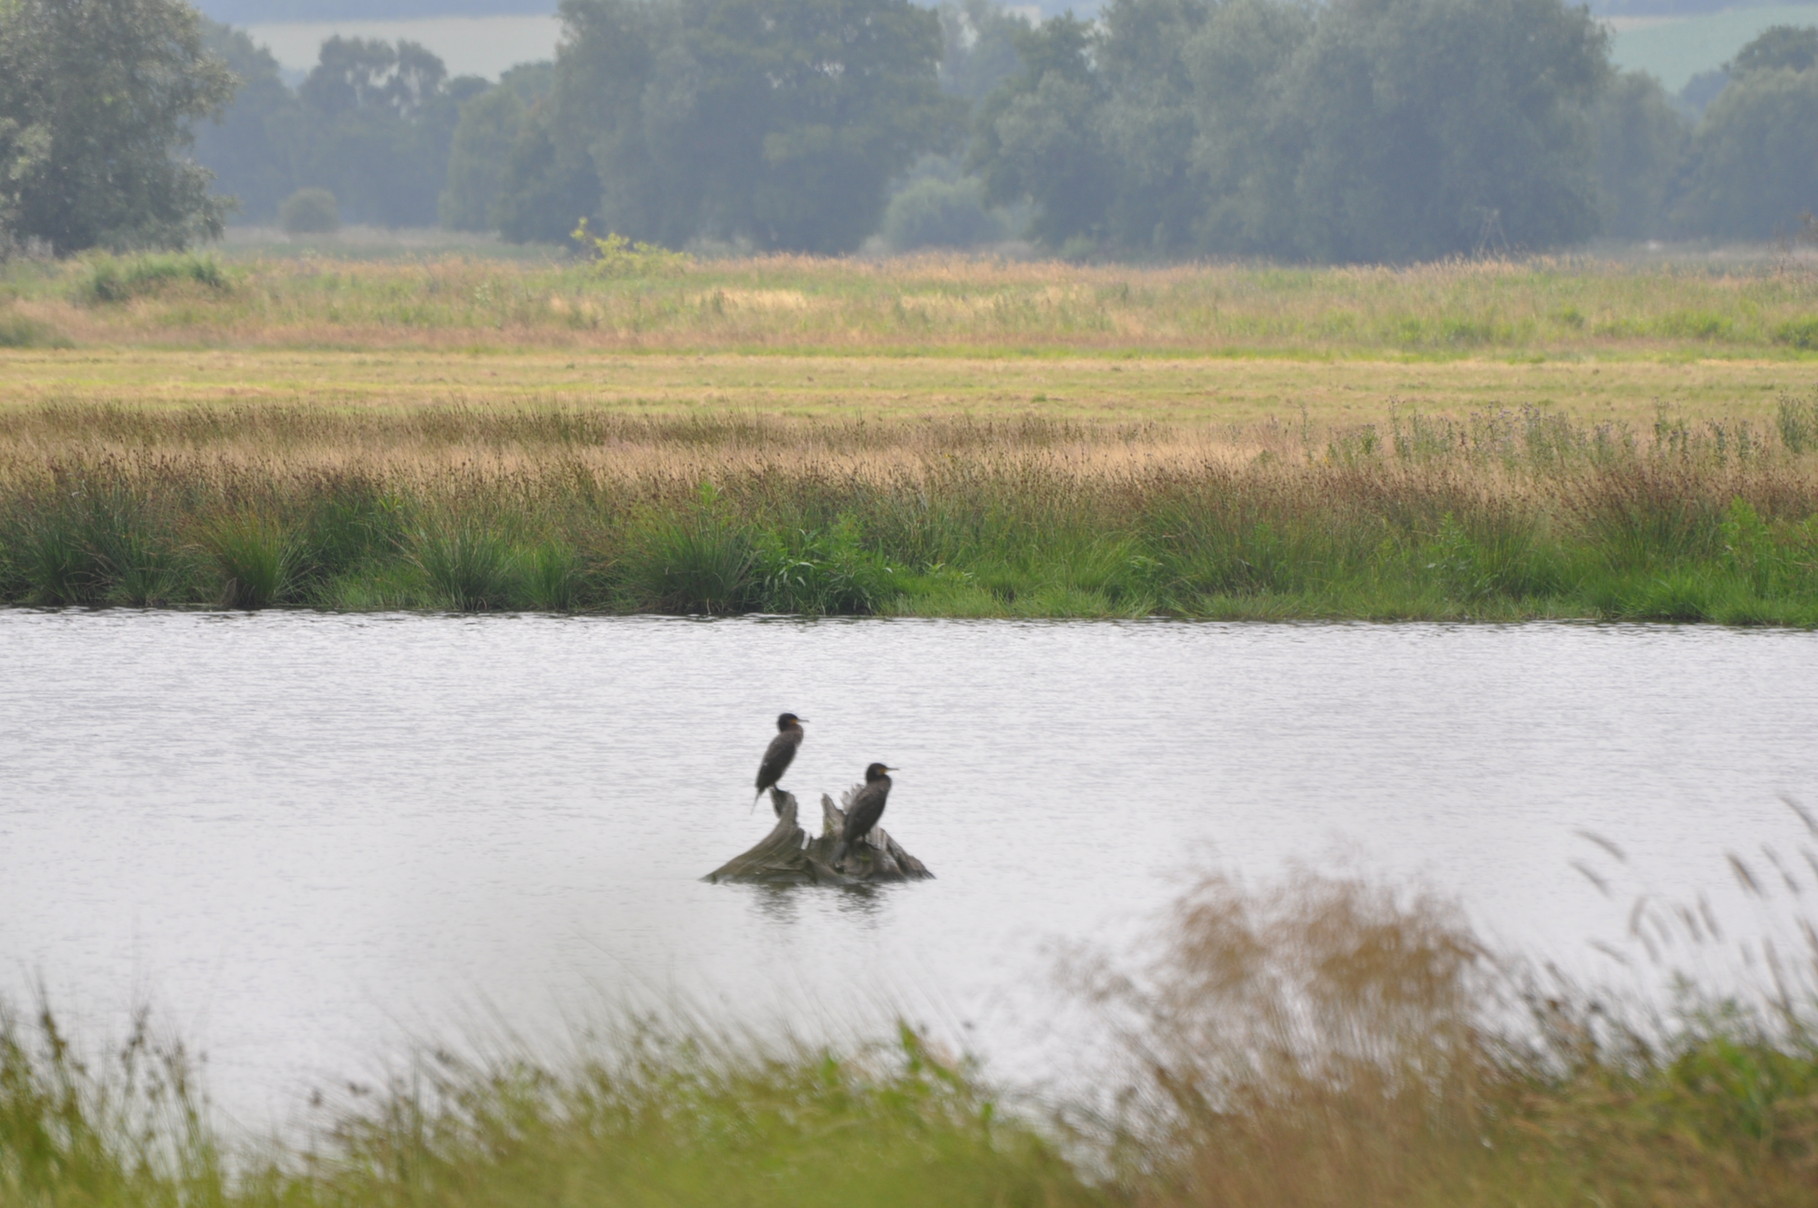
[0,0,235,255]
[972,0,1607,262]
[1592,70,1687,240]
[1678,65,1818,239]
[938,0,1026,103]
[439,63,556,232]
[1180,0,1312,253]
[1729,25,1818,78]
[878,156,1007,249]
[1679,68,1727,118]
[492,102,599,243]
[972,15,1112,249]
[1280,0,1608,262]
[1096,0,1216,254]
[530,0,954,253]
[295,36,483,227]
[194,20,303,223]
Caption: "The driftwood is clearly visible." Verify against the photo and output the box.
[703,786,934,886]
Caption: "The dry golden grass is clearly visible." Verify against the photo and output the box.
[5,251,1818,437]
[1,346,1814,427]
[0,398,1741,504]
[1077,861,1818,1208]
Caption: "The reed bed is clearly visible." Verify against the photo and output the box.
[3,399,1818,622]
[8,251,1818,356]
[7,840,1818,1208]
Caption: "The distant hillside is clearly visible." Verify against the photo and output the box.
[196,0,553,22]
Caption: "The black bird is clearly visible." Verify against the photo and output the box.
[753,712,806,811]
[833,762,895,865]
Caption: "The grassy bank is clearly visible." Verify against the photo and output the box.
[7,864,1818,1208]
[4,251,1818,622]
[5,250,1818,359]
[4,400,1818,622]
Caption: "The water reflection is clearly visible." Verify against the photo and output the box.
[831,886,887,923]
[751,885,803,925]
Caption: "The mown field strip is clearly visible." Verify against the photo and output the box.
[1,347,1811,423]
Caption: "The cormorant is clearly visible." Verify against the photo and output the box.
[833,762,895,865]
[753,712,806,811]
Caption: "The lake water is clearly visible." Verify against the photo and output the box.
[4,611,1816,1125]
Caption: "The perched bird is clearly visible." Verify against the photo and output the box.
[833,762,895,865]
[753,712,806,811]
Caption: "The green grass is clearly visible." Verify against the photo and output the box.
[203,512,299,609]
[5,401,1818,623]
[410,519,521,611]
[15,250,1818,362]
[0,310,69,349]
[75,252,235,305]
[6,859,1818,1208]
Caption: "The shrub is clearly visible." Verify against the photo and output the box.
[880,177,1008,252]
[0,310,70,348]
[1772,316,1818,350]
[77,253,231,304]
[570,218,688,278]
[1657,309,1733,340]
[279,188,340,236]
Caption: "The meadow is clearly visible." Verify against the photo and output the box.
[3,250,1818,622]
[8,247,1818,362]
[6,861,1818,1208]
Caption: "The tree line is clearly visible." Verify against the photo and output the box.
[7,0,1818,261]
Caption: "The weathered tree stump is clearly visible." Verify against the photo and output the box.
[703,786,934,886]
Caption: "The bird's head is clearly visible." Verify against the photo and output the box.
[864,762,895,782]
[777,712,806,730]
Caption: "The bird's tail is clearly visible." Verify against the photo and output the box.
[751,789,762,813]
[831,839,848,865]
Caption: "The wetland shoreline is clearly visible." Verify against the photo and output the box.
[4,401,1818,623]
[4,253,1818,623]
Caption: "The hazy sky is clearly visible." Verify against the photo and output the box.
[233,2,1803,91]
[247,14,562,79]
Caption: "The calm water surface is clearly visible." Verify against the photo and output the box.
[3,612,1816,1121]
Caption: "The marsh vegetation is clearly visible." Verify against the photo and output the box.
[4,253,1818,623]
[4,397,1818,622]
[6,860,1818,1208]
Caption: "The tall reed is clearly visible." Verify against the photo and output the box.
[3,402,1818,622]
